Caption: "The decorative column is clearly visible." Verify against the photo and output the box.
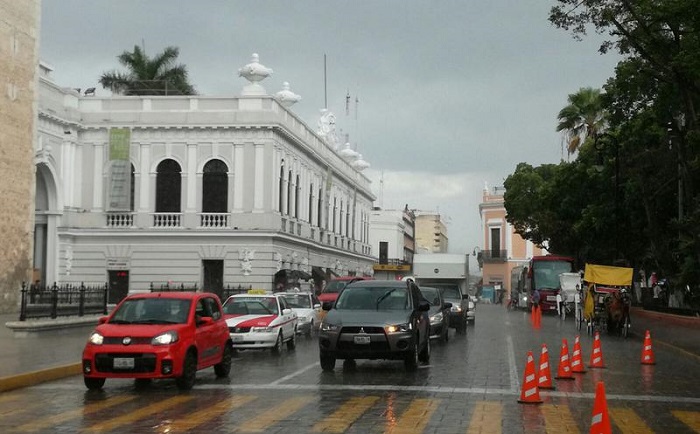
[233,143,245,213]
[184,141,198,227]
[253,143,265,212]
[92,143,104,211]
[136,143,151,227]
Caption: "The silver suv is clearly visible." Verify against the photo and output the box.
[318,280,431,371]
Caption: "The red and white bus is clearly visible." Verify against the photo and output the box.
[524,255,575,313]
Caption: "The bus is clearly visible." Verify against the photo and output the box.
[524,255,575,313]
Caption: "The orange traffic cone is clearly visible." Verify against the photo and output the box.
[571,335,587,373]
[555,338,575,380]
[518,351,543,404]
[641,330,656,365]
[589,331,606,368]
[537,343,555,389]
[590,381,612,434]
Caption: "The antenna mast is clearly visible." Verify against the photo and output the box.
[323,54,327,109]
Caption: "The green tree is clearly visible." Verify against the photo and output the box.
[556,87,607,155]
[99,45,196,96]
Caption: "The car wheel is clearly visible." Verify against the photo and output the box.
[320,352,336,371]
[175,351,197,391]
[134,378,152,389]
[419,334,430,363]
[214,344,232,378]
[287,329,297,351]
[271,331,283,355]
[84,377,105,390]
[404,339,419,371]
[307,321,314,337]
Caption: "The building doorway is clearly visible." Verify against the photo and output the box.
[202,260,224,299]
[108,270,129,304]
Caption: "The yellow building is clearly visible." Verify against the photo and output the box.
[478,184,547,302]
[0,0,41,313]
[414,213,448,253]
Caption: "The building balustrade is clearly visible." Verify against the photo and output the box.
[152,212,182,228]
[106,212,134,228]
[480,249,508,263]
[199,212,230,228]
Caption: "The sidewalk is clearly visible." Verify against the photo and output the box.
[629,307,700,358]
[0,313,99,392]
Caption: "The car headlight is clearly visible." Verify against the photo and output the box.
[386,323,412,333]
[429,312,443,323]
[152,331,179,345]
[251,326,274,333]
[451,305,462,312]
[522,296,528,301]
[320,322,339,332]
[88,332,104,345]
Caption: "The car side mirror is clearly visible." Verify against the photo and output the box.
[197,316,213,326]
[418,300,431,312]
[443,302,452,310]
[282,308,292,315]
[313,303,321,309]
[98,316,108,324]
[322,301,333,311]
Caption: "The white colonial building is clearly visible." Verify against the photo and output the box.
[34,54,376,302]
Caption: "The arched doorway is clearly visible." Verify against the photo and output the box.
[33,164,59,285]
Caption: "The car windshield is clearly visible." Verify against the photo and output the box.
[438,287,461,300]
[419,288,441,306]
[110,298,191,324]
[222,299,274,315]
[336,286,410,310]
[323,280,348,294]
[282,294,311,308]
[224,296,279,315]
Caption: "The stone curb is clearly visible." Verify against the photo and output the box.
[0,362,82,393]
[630,307,700,328]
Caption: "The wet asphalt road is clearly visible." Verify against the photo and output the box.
[1,303,699,433]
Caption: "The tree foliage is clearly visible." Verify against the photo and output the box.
[503,0,700,297]
[99,45,196,96]
[556,87,607,155]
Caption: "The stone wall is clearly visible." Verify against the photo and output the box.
[0,0,40,313]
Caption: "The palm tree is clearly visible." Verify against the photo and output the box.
[99,45,195,96]
[556,87,606,155]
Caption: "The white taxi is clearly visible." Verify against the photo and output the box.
[278,291,322,336]
[222,293,298,354]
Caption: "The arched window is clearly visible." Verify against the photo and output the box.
[155,159,181,212]
[287,170,292,216]
[202,159,228,212]
[295,174,300,219]
[278,165,284,213]
[130,164,135,211]
[308,183,314,225]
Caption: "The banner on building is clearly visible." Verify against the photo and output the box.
[108,128,132,211]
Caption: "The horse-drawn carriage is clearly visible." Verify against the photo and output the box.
[583,263,634,338]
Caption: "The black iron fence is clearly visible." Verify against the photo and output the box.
[19,282,108,321]
[149,282,253,301]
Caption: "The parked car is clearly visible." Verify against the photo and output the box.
[222,293,298,354]
[81,291,232,391]
[278,290,322,336]
[419,286,452,342]
[437,286,471,332]
[318,279,431,371]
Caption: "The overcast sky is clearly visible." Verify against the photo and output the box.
[40,1,620,269]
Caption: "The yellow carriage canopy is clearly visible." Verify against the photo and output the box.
[583,263,633,286]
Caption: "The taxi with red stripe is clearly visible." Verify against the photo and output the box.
[222,291,298,354]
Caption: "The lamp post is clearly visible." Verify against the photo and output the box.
[594,133,620,258]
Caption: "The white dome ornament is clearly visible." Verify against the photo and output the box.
[351,153,370,171]
[238,53,273,96]
[339,142,359,160]
[274,82,301,107]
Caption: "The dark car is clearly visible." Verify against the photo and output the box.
[82,292,232,391]
[318,279,431,371]
[419,286,452,343]
[437,285,470,334]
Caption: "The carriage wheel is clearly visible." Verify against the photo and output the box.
[621,315,630,339]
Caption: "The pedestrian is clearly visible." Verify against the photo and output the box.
[532,288,541,308]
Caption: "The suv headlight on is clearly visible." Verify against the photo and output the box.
[429,312,443,323]
[386,323,412,333]
[451,305,462,313]
[152,331,179,345]
[320,322,339,332]
[251,326,274,333]
[88,332,104,345]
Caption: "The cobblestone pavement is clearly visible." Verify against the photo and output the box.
[1,305,698,433]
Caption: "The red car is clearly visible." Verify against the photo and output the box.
[82,291,232,390]
[318,276,374,304]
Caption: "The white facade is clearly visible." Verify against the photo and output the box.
[33,57,376,298]
[369,209,409,260]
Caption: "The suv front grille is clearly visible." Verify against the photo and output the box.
[340,326,385,334]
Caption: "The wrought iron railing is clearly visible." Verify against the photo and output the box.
[19,281,108,321]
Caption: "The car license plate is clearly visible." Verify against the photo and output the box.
[547,296,557,301]
[113,357,134,369]
[231,335,243,342]
[354,335,371,345]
